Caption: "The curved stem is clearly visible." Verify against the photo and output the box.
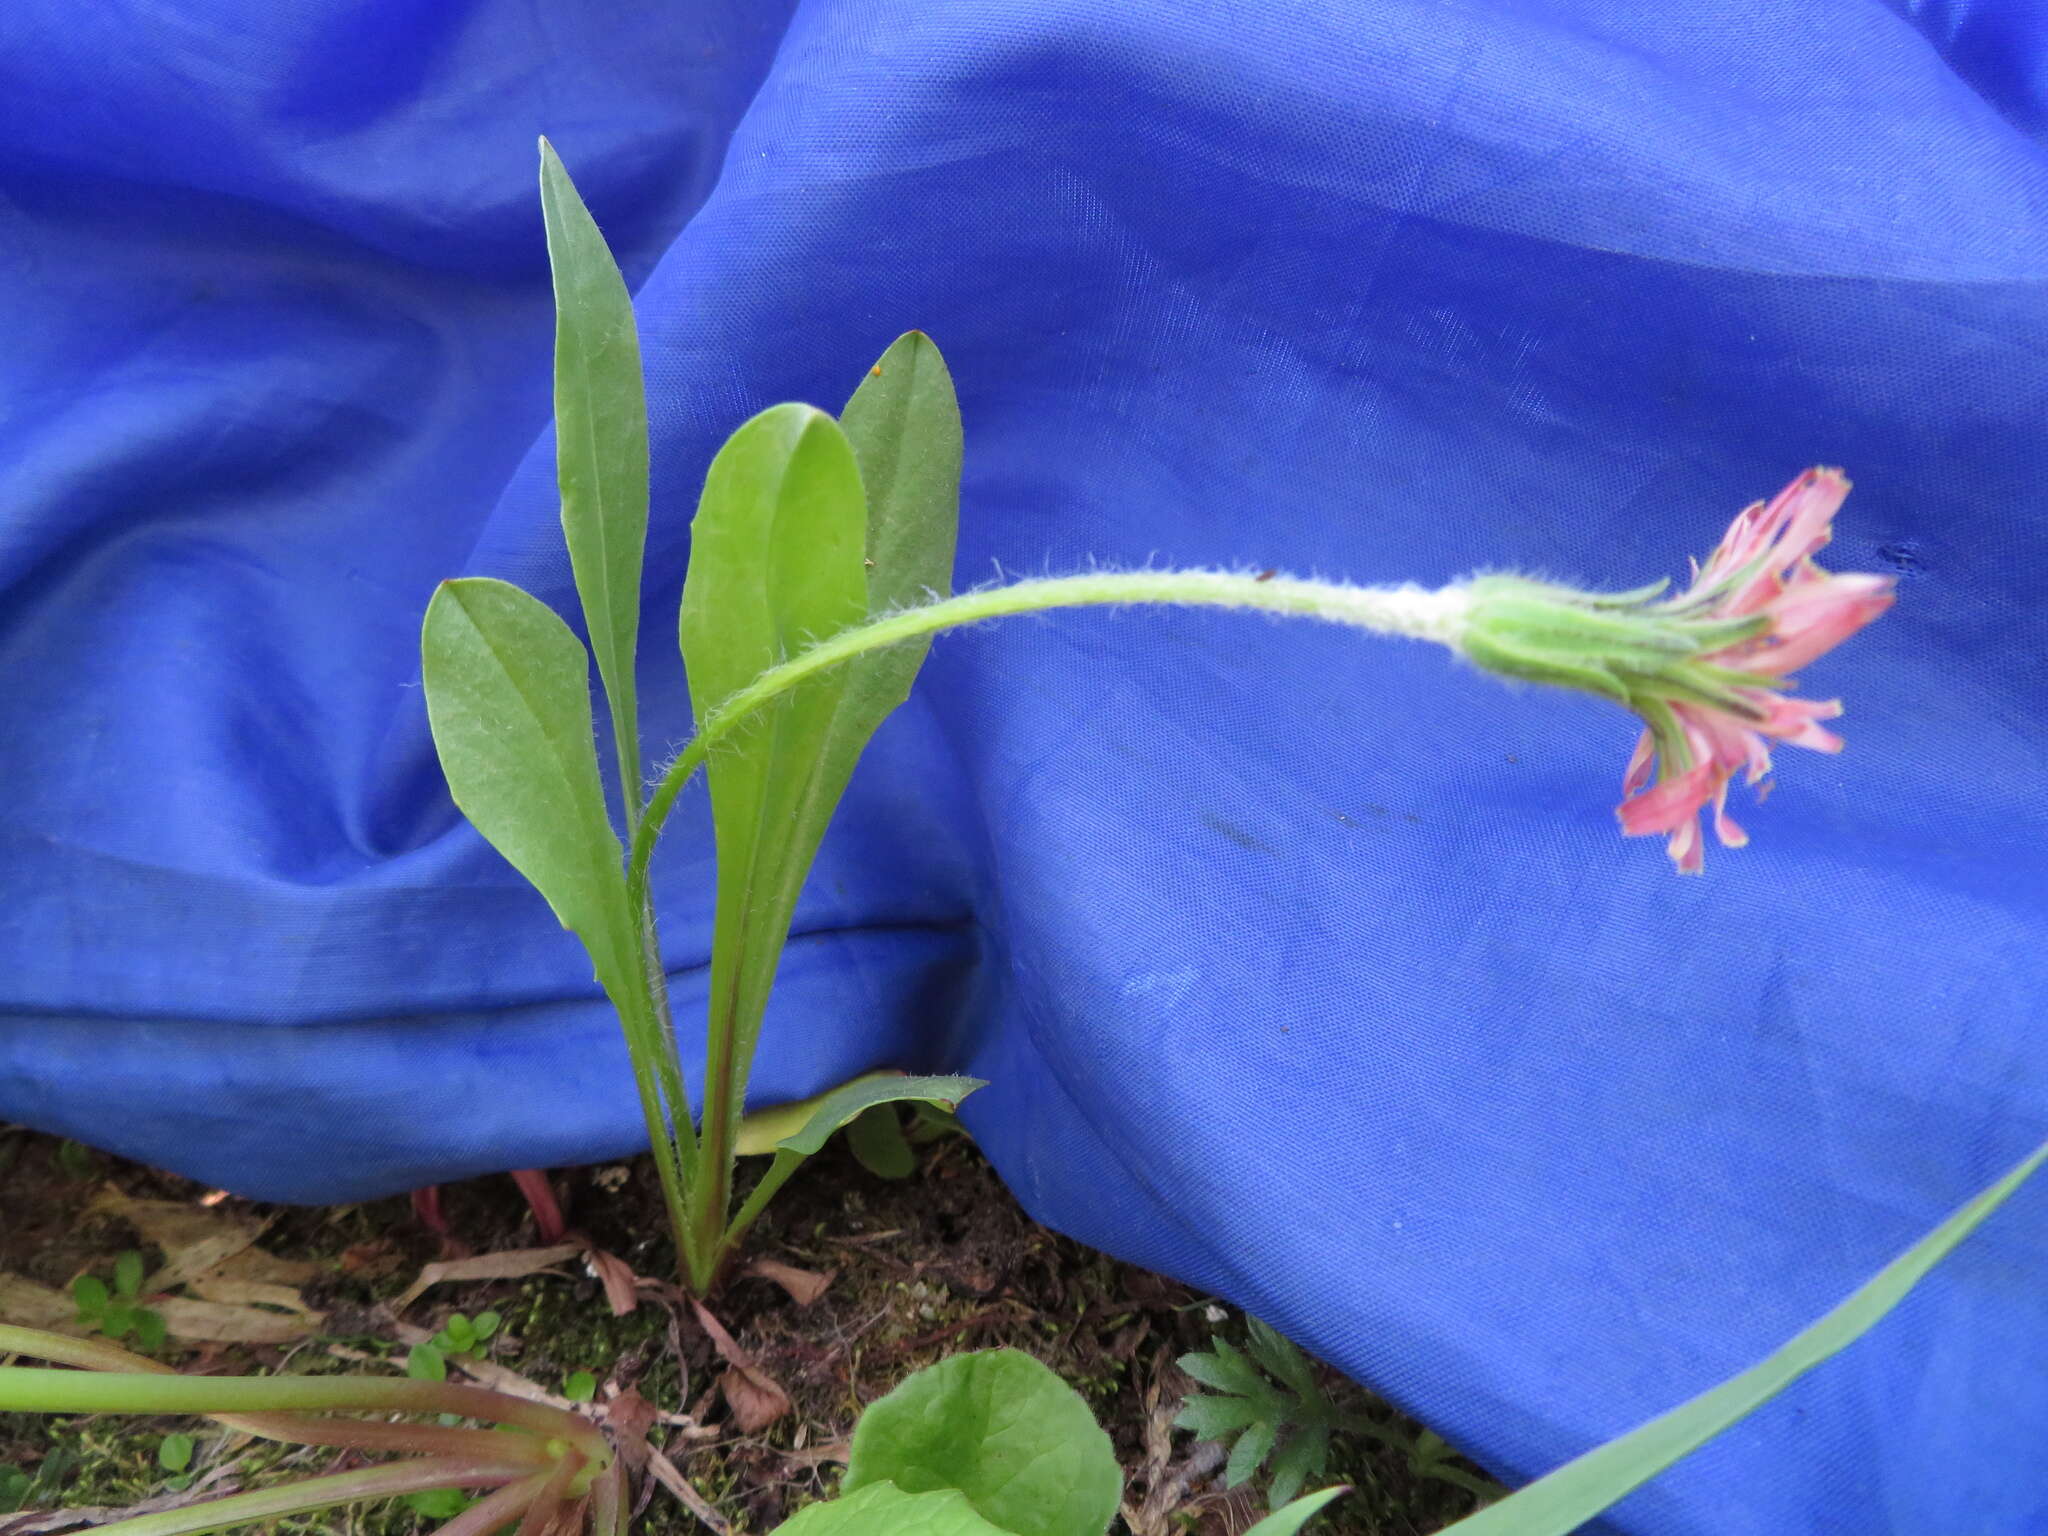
[0,1327,545,1464]
[629,570,1466,918]
[622,568,1466,1290]
[0,1361,608,1469]
[61,1456,531,1536]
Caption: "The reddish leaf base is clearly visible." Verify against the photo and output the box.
[410,1170,566,1244]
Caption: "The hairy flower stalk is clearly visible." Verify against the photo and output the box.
[1461,468,1894,871]
[635,470,1890,884]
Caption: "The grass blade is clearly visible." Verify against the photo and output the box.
[1439,1132,2048,1534]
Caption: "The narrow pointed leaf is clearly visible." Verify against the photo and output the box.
[1264,1426,1332,1510]
[835,330,964,724]
[1226,1418,1277,1488]
[421,578,637,996]
[539,138,648,811]
[770,1074,982,1161]
[1440,1133,2048,1535]
[1241,1488,1347,1536]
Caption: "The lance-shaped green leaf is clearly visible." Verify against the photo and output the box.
[420,577,637,996]
[721,1075,983,1257]
[1439,1131,2048,1535]
[835,330,964,735]
[775,1483,1010,1536]
[677,406,872,1153]
[539,138,649,815]
[843,1349,1121,1536]
[1241,1489,1347,1536]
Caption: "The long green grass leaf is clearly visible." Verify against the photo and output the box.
[1439,1132,2048,1535]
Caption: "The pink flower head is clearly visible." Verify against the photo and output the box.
[1613,468,1895,872]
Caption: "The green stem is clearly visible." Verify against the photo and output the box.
[713,1152,807,1279]
[63,1457,532,1536]
[605,938,696,1283]
[630,570,1465,905]
[622,570,1467,1291]
[0,1364,608,1468]
[0,1327,548,1464]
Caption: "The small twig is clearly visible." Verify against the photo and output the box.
[644,1445,729,1533]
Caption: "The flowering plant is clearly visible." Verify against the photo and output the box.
[1463,467,1894,870]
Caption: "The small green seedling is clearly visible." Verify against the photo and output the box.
[1178,1319,1347,1509]
[404,1308,503,1385]
[563,1370,598,1403]
[70,1250,166,1353]
[1178,1317,1499,1509]
[402,1488,477,1520]
[158,1431,197,1492]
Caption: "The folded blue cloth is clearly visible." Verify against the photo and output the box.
[3,3,2043,1530]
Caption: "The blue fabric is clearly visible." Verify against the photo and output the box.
[2,3,2044,1530]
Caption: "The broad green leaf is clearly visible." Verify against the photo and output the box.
[113,1250,144,1300]
[405,1343,446,1382]
[843,1349,1121,1536]
[678,341,963,1136]
[678,405,872,1133]
[538,139,648,811]
[734,1070,909,1155]
[71,1275,108,1315]
[775,1482,1009,1536]
[771,1074,982,1161]
[158,1434,195,1474]
[98,1302,137,1341]
[1440,1132,2048,1535]
[724,1076,983,1246]
[420,578,637,998]
[844,1104,917,1179]
[1241,1487,1347,1536]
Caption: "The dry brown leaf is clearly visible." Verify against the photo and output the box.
[0,1272,76,1332]
[338,1239,405,1280]
[152,1296,321,1344]
[88,1190,265,1290]
[390,1242,583,1313]
[691,1300,791,1433]
[602,1385,660,1472]
[718,1364,791,1435]
[0,1273,316,1345]
[184,1278,319,1320]
[210,1245,318,1288]
[584,1247,642,1316]
[742,1258,834,1307]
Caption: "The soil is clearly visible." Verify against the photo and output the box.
[0,1121,1493,1535]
